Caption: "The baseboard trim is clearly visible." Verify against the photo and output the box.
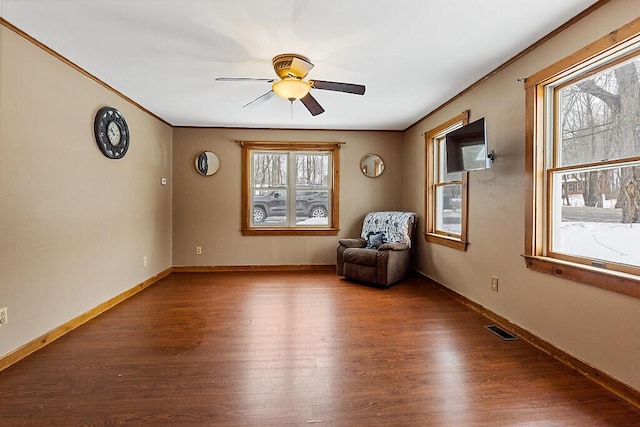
[173,264,335,273]
[0,267,172,372]
[411,268,640,409]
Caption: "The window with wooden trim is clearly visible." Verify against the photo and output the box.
[525,18,640,299]
[240,141,340,236]
[424,111,469,250]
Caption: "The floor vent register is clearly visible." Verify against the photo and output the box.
[484,325,519,341]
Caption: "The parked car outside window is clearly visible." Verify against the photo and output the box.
[252,190,328,223]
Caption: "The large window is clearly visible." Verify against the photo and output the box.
[525,18,640,298]
[424,111,469,250]
[240,141,340,236]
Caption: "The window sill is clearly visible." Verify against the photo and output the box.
[523,255,640,299]
[424,233,468,251]
[241,228,339,236]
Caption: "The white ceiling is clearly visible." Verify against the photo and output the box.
[1,0,599,130]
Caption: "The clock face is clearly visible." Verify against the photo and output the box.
[107,121,121,146]
[94,107,129,159]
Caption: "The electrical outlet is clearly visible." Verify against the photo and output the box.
[143,256,148,267]
[0,307,7,326]
[491,276,499,292]
[196,246,202,255]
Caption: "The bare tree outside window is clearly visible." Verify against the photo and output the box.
[296,154,329,186]
[558,57,640,221]
[253,153,287,188]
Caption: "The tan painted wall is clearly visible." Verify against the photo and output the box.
[0,26,173,358]
[3,0,639,396]
[172,128,403,266]
[402,0,640,390]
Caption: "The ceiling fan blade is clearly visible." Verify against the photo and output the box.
[289,57,314,78]
[300,93,325,116]
[243,90,276,108]
[216,77,275,82]
[311,80,365,95]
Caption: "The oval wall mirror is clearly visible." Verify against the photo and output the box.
[195,151,220,176]
[360,153,385,178]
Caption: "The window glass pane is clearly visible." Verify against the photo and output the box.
[251,190,287,226]
[436,184,462,235]
[550,164,640,268]
[558,55,640,167]
[295,154,329,187]
[252,153,287,188]
[295,190,329,225]
[438,137,462,182]
[244,144,338,232]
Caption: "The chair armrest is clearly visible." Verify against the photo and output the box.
[378,242,409,251]
[339,238,367,248]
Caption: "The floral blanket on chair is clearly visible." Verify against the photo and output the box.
[360,211,416,248]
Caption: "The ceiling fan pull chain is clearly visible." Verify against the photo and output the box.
[290,100,294,119]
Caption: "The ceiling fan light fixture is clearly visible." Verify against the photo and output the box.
[272,78,311,101]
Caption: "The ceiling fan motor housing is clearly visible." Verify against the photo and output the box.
[272,53,310,79]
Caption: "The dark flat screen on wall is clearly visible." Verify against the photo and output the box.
[446,118,489,173]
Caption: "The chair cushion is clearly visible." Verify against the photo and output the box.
[343,248,378,267]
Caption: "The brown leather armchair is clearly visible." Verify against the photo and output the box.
[337,211,416,286]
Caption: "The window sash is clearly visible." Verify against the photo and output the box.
[424,111,469,250]
[546,159,640,276]
[552,50,640,169]
[544,49,640,276]
[240,141,340,236]
[250,151,331,228]
[524,17,640,299]
[434,182,463,238]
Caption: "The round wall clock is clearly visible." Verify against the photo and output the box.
[94,107,130,159]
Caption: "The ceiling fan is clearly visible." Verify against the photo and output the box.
[216,53,365,116]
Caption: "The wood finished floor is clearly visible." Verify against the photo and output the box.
[1,271,638,426]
